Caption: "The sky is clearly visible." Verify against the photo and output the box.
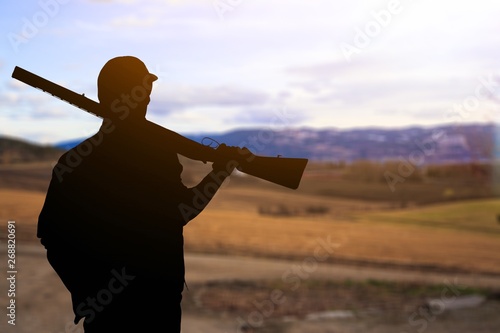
[0,0,499,144]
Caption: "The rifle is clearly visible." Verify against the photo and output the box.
[11,66,308,189]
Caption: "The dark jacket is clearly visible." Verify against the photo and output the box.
[38,121,190,324]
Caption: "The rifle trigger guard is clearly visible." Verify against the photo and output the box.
[201,137,220,149]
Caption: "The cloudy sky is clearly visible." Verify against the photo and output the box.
[1,0,499,144]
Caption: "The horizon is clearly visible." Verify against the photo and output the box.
[1,1,499,144]
[1,121,498,147]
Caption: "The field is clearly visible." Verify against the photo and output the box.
[0,160,499,332]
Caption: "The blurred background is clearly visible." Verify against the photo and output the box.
[0,0,499,332]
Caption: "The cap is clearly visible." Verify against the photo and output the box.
[97,56,158,105]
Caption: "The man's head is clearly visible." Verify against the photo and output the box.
[97,56,158,121]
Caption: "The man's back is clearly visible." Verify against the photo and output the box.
[39,120,191,268]
[38,121,189,329]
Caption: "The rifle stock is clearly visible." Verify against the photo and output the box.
[11,66,308,189]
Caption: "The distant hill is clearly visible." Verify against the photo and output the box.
[186,123,499,164]
[0,137,63,164]
[54,123,499,164]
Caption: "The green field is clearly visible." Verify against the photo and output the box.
[356,199,500,235]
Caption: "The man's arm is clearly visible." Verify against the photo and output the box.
[177,145,242,225]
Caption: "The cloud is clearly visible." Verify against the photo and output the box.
[284,56,498,111]
[0,91,20,106]
[86,0,196,3]
[147,84,270,116]
[86,0,137,3]
[286,61,354,79]
[0,87,73,121]
[7,79,28,91]
[111,15,158,28]
[30,105,71,119]
[0,81,25,108]
[230,106,309,126]
[74,19,112,32]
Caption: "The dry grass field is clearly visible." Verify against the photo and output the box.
[1,160,500,332]
[2,184,500,275]
[1,160,499,275]
[184,188,500,275]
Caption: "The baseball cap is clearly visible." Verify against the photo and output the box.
[97,56,158,105]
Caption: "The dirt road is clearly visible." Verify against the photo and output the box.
[1,244,499,333]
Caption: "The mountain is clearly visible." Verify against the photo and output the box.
[0,137,64,164]
[53,123,498,164]
[185,123,499,163]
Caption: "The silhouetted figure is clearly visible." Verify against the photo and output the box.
[38,56,238,332]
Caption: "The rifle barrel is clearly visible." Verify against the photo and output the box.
[12,66,109,119]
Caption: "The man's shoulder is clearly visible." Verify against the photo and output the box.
[57,131,118,161]
[51,133,113,180]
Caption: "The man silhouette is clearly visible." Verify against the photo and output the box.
[38,56,239,332]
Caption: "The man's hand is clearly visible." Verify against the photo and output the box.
[211,144,253,174]
[212,144,237,173]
